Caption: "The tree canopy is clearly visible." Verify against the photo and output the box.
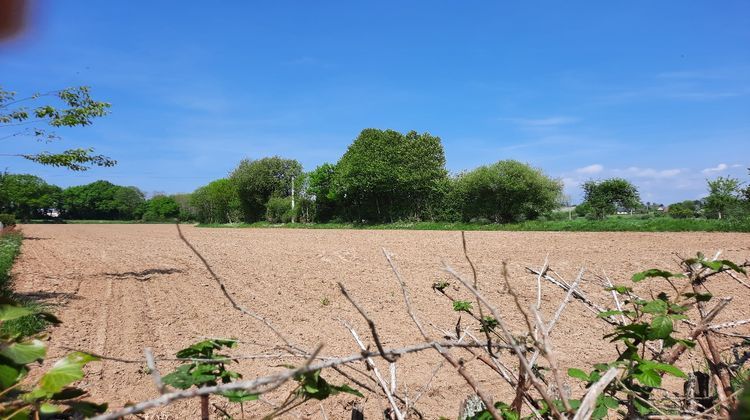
[190,179,242,224]
[704,176,744,220]
[0,173,61,221]
[581,178,640,219]
[230,157,302,222]
[454,160,562,223]
[332,129,448,222]
[62,180,144,220]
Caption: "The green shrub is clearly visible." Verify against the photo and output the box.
[454,160,562,223]
[0,214,16,227]
[266,196,295,223]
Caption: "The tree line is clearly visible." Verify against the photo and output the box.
[2,128,748,224]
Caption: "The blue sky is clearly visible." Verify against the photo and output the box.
[1,1,748,203]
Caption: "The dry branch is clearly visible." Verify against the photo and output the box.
[341,320,404,420]
[175,223,300,352]
[144,347,165,394]
[445,264,562,418]
[384,249,503,420]
[572,367,620,420]
[338,282,397,363]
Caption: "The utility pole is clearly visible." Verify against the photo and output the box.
[291,176,295,223]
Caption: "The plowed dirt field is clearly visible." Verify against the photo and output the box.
[12,224,750,419]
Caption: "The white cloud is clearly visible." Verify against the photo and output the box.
[502,116,579,127]
[701,163,729,174]
[575,164,604,174]
[621,167,682,179]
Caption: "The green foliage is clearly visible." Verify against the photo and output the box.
[0,214,16,227]
[467,400,520,420]
[581,178,640,219]
[162,339,257,402]
[265,196,294,223]
[705,176,745,220]
[734,379,750,419]
[293,369,363,400]
[667,200,701,219]
[0,233,23,294]
[230,157,302,222]
[140,195,180,221]
[62,180,145,220]
[432,280,450,292]
[0,296,104,418]
[190,178,243,224]
[453,160,562,223]
[0,85,114,171]
[479,316,498,332]
[0,173,61,221]
[332,129,449,222]
[453,300,473,312]
[307,163,339,222]
[451,253,748,418]
[171,193,196,221]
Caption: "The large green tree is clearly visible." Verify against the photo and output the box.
[139,195,180,221]
[454,160,562,223]
[0,173,61,221]
[230,157,302,222]
[333,129,448,222]
[190,179,242,224]
[581,178,640,219]
[704,176,743,219]
[62,180,144,220]
[0,86,114,171]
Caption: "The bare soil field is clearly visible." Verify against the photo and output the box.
[12,224,750,419]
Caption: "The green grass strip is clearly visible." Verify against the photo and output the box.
[196,217,750,232]
[0,232,50,336]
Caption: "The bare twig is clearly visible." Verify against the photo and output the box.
[445,263,562,418]
[727,270,750,290]
[709,318,750,331]
[536,254,549,311]
[175,223,300,352]
[94,339,506,420]
[144,348,165,394]
[529,268,584,368]
[572,367,620,420]
[338,282,397,363]
[531,307,572,413]
[385,250,503,420]
[462,231,496,356]
[341,320,404,420]
[527,267,612,320]
[602,271,627,325]
[664,297,732,365]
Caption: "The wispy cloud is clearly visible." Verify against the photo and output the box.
[501,116,579,127]
[618,167,682,179]
[575,164,603,174]
[701,163,729,174]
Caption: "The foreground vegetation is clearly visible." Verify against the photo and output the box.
[0,231,49,337]
[198,216,750,232]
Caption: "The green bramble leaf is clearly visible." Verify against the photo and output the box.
[453,300,473,312]
[649,315,673,340]
[0,339,46,364]
[38,352,99,395]
[641,300,668,314]
[632,269,684,283]
[567,368,589,382]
